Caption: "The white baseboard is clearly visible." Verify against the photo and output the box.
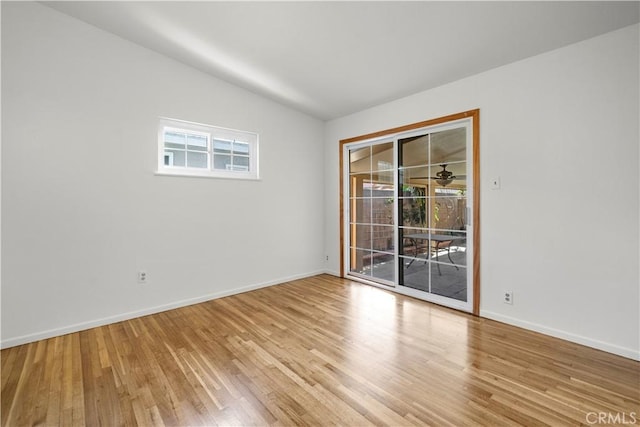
[322,269,340,277]
[481,310,640,361]
[1,270,326,349]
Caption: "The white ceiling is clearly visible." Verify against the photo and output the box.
[44,1,639,121]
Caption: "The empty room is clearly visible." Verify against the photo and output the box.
[2,1,639,426]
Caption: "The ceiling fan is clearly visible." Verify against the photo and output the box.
[413,164,465,187]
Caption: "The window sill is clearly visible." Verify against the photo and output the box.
[155,169,260,181]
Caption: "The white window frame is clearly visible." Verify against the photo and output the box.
[156,117,259,180]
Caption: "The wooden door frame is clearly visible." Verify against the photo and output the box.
[339,109,480,315]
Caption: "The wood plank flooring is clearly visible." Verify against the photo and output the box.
[2,274,639,426]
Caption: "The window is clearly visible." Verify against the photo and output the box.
[157,118,259,180]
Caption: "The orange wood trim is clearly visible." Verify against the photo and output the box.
[471,109,481,316]
[339,142,344,277]
[340,110,478,145]
[338,109,480,316]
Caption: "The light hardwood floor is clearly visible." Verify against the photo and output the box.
[2,274,639,426]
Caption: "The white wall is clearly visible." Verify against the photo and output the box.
[324,24,640,360]
[1,2,325,347]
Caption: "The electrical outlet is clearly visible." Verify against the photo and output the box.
[137,271,147,284]
[503,290,513,304]
[325,255,329,261]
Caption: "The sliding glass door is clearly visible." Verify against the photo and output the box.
[398,127,470,306]
[342,113,477,313]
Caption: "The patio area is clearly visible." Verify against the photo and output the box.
[360,246,468,302]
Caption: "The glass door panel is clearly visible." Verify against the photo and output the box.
[430,127,467,164]
[348,141,395,285]
[426,128,468,302]
[398,126,470,304]
[398,133,430,292]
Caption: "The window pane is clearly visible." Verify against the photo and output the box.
[430,128,466,164]
[400,227,429,257]
[187,151,208,169]
[187,134,207,151]
[165,142,185,150]
[372,225,394,250]
[432,194,467,231]
[431,264,467,302]
[371,170,393,185]
[213,139,232,154]
[372,142,393,171]
[349,249,371,276]
[372,251,395,282]
[165,149,185,167]
[401,134,428,168]
[350,146,371,174]
[350,223,371,250]
[234,156,250,170]
[349,173,371,198]
[401,197,427,228]
[371,199,394,225]
[400,167,429,190]
[232,142,249,155]
[430,162,466,189]
[165,131,185,146]
[402,256,429,292]
[214,154,231,170]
